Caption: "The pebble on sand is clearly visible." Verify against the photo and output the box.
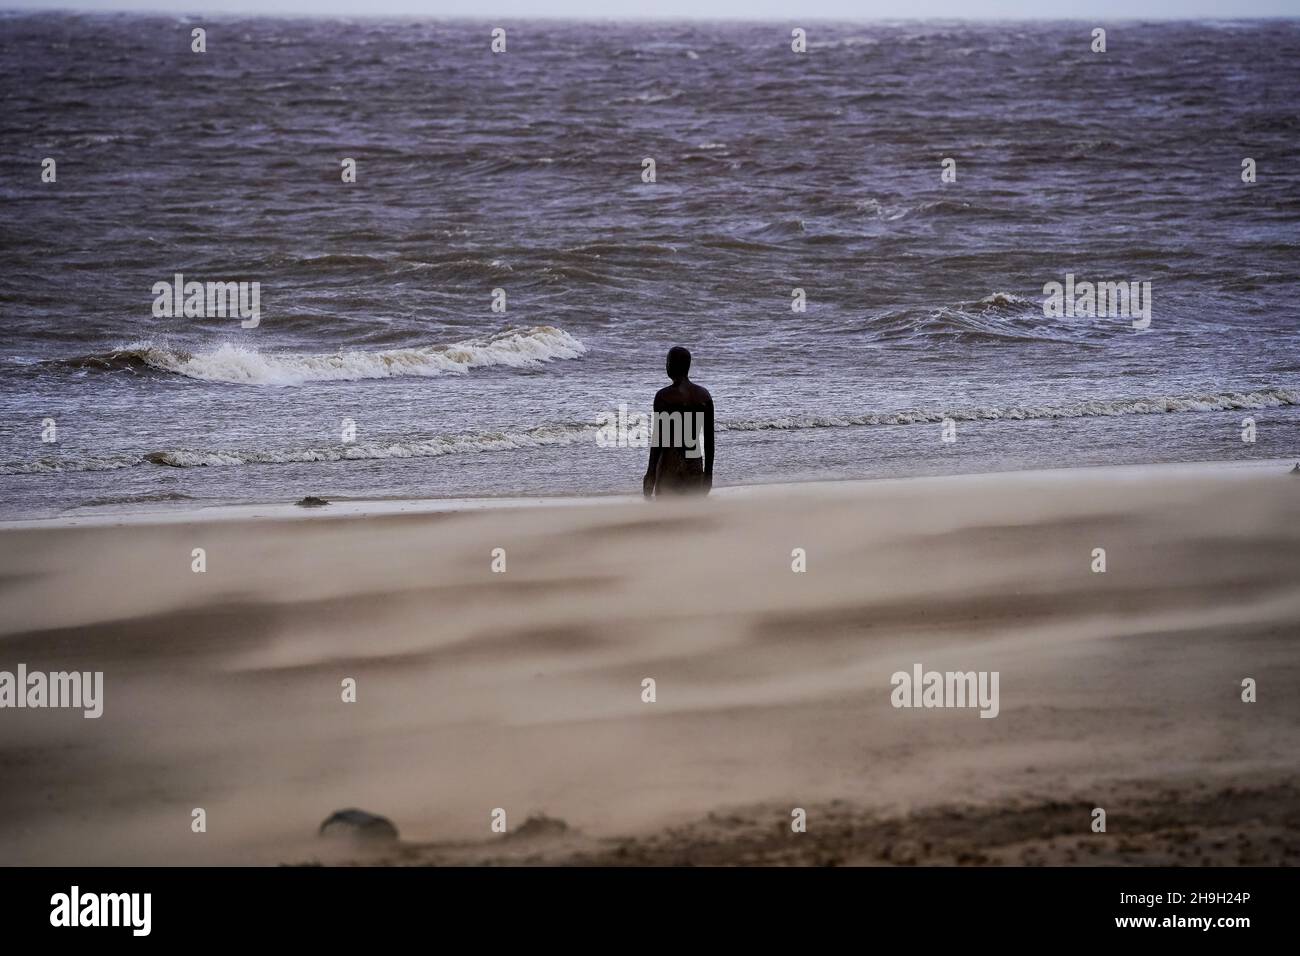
[319,808,398,842]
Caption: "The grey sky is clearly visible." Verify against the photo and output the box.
[8,0,1300,19]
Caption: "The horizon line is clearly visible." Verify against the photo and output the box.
[4,6,1300,22]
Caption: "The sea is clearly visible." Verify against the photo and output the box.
[1,14,1298,518]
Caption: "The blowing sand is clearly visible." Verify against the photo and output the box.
[1,461,1298,866]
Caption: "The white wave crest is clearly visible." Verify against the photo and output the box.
[128,325,587,386]
[144,423,595,469]
[722,389,1300,430]
[0,454,140,475]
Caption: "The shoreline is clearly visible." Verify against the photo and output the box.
[1,456,1294,530]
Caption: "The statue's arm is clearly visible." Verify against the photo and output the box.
[643,394,663,498]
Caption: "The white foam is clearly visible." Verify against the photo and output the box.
[132,325,587,386]
[722,389,1300,430]
[141,423,595,469]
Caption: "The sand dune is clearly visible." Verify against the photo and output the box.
[1,462,1297,865]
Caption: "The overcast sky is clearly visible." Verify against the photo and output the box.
[8,0,1300,19]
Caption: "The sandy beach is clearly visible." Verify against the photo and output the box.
[1,461,1298,866]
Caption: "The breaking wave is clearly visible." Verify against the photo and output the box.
[49,326,587,386]
[3,389,1294,475]
[867,292,1119,345]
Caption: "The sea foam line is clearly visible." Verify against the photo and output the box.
[3,388,1294,474]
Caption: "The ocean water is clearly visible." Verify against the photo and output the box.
[1,14,1298,518]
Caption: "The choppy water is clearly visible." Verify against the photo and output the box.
[1,14,1298,517]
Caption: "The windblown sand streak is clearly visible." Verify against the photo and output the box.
[0,461,1297,865]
